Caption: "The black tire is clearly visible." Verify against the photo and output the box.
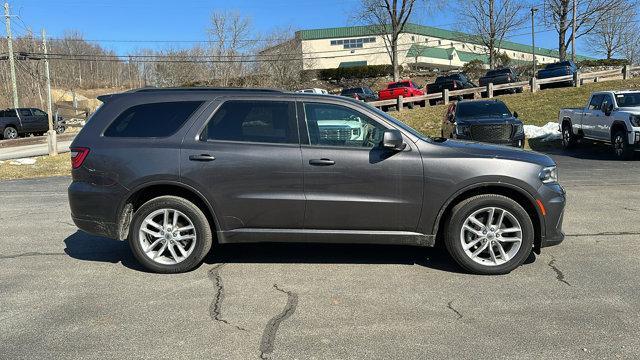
[612,131,634,160]
[129,195,213,273]
[561,122,576,150]
[407,101,414,110]
[419,100,426,107]
[3,126,18,140]
[381,105,389,112]
[444,194,534,275]
[429,99,437,106]
[55,125,66,134]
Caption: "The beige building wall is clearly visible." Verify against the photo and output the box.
[299,32,558,70]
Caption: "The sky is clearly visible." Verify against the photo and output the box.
[5,0,597,58]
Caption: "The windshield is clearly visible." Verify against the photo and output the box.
[456,101,512,119]
[361,102,429,140]
[341,88,360,95]
[615,93,640,107]
[546,61,571,69]
[388,82,410,89]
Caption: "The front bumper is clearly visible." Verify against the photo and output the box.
[537,183,566,249]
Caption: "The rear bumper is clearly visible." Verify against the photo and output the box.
[68,180,126,239]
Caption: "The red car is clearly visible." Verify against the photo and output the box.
[378,80,426,109]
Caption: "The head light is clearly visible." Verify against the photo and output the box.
[629,115,640,127]
[539,166,558,184]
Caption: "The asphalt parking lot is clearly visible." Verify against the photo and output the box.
[1,145,640,359]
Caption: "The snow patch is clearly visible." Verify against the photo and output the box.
[524,122,561,142]
[9,158,37,165]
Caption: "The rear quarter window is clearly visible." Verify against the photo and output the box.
[104,101,202,138]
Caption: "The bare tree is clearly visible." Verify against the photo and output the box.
[585,2,637,59]
[621,22,640,64]
[542,0,627,61]
[354,0,423,81]
[207,11,253,87]
[458,0,527,69]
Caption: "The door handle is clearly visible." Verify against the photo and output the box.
[189,154,216,162]
[309,158,335,166]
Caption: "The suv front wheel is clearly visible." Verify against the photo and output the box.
[444,194,534,275]
[129,196,213,273]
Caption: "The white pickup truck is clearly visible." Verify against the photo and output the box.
[558,91,640,159]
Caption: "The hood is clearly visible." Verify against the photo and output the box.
[618,107,640,114]
[456,116,521,125]
[433,138,555,167]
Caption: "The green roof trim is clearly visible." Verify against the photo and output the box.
[457,50,489,64]
[406,45,455,60]
[298,23,594,60]
[338,61,368,68]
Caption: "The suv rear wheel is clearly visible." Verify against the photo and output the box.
[129,196,212,273]
[444,194,534,275]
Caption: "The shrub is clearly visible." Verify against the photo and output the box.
[578,59,629,67]
[318,65,393,80]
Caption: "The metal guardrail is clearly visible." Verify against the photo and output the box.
[368,64,640,112]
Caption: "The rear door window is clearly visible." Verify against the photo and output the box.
[19,109,32,117]
[201,100,298,144]
[33,109,47,116]
[104,101,202,138]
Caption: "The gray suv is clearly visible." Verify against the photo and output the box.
[68,88,565,275]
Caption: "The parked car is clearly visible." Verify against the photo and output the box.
[479,68,523,95]
[0,108,65,140]
[427,73,477,105]
[68,87,565,275]
[537,61,578,88]
[340,86,379,102]
[441,99,525,148]
[377,80,425,110]
[559,90,640,159]
[296,88,329,95]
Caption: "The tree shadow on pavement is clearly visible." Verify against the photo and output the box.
[63,231,147,272]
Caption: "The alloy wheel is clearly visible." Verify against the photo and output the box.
[562,128,571,147]
[614,135,624,157]
[4,127,17,139]
[460,207,523,266]
[138,208,197,265]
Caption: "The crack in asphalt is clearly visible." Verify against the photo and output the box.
[565,231,640,242]
[207,263,247,332]
[0,252,66,260]
[548,256,571,287]
[259,284,298,360]
[447,300,463,320]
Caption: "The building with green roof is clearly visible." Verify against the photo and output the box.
[261,23,589,71]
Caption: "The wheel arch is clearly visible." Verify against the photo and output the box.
[118,181,221,242]
[610,121,628,141]
[432,183,544,252]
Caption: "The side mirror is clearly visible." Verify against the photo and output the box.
[604,103,614,116]
[382,129,406,151]
[513,111,519,118]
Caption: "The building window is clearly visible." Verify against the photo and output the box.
[330,37,375,48]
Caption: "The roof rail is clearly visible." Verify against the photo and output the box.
[129,87,284,93]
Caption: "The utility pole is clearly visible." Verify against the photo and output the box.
[42,28,57,156]
[4,1,18,108]
[531,7,538,77]
[571,0,577,63]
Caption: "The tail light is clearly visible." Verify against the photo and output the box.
[70,147,90,169]
[453,81,458,89]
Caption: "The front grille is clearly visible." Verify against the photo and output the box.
[470,124,513,142]
[319,127,352,141]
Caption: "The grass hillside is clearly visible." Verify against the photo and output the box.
[394,77,640,137]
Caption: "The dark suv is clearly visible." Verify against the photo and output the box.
[441,100,526,148]
[68,88,565,275]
